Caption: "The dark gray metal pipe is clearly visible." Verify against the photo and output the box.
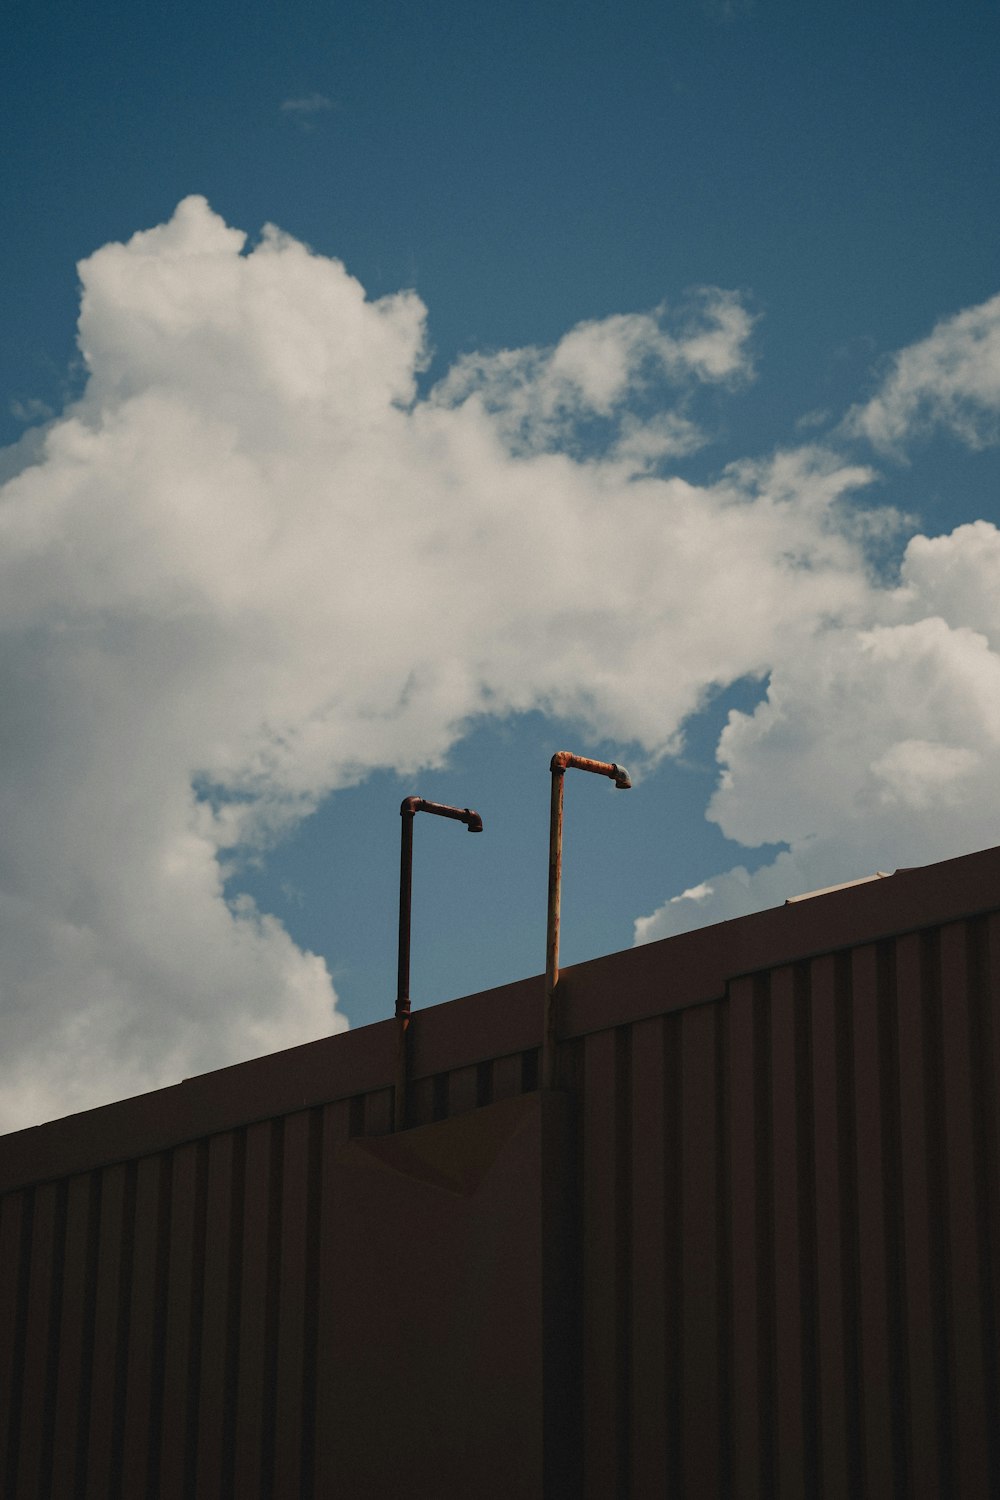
[396,797,483,1128]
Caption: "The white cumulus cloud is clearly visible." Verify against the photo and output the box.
[1,196,985,1131]
[636,521,1000,943]
[431,289,756,458]
[849,291,1000,454]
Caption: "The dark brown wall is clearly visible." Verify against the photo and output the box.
[2,844,999,1497]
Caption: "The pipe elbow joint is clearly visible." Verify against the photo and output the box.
[550,750,631,788]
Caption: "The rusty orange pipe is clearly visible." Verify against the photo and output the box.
[543,752,631,1090]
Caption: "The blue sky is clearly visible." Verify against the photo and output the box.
[2,0,999,1128]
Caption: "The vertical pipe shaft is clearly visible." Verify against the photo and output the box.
[543,767,565,1090]
[395,809,415,1130]
[392,796,483,1130]
[541,753,629,1088]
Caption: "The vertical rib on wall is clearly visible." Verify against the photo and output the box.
[1,913,998,1497]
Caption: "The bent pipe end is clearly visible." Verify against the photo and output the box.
[400,796,484,830]
[549,751,632,789]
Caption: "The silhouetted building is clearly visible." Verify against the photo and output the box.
[2,843,998,1497]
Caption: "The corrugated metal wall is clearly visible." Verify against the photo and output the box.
[2,1103,334,1498]
[0,1074,558,1499]
[1,897,999,1496]
[563,915,1000,1499]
